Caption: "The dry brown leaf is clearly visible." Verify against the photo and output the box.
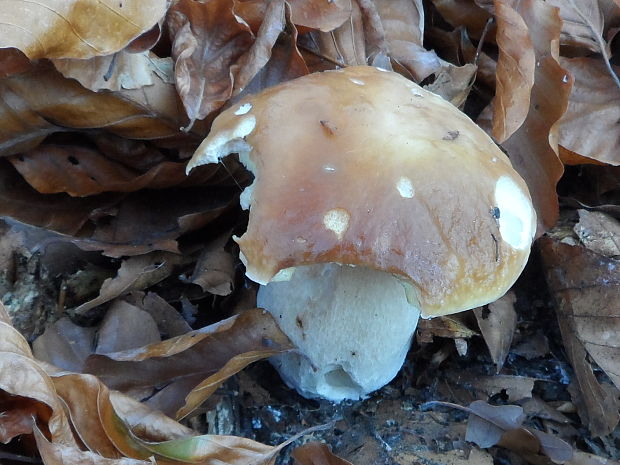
[9,145,215,197]
[494,0,571,236]
[540,236,620,436]
[84,309,292,416]
[33,425,152,465]
[292,442,354,465]
[0,319,76,446]
[0,0,168,59]
[375,0,443,82]
[431,0,494,39]
[474,292,517,373]
[232,0,288,95]
[168,0,254,126]
[122,292,191,338]
[190,234,235,296]
[547,0,620,58]
[416,316,477,343]
[574,210,620,257]
[73,252,182,315]
[299,1,366,68]
[95,301,161,355]
[289,0,352,32]
[0,64,194,157]
[52,52,174,92]
[559,57,620,166]
[492,0,535,143]
[33,317,97,372]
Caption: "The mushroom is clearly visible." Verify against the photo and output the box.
[187,66,536,401]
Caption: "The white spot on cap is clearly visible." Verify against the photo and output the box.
[396,177,415,198]
[323,164,336,172]
[494,176,535,250]
[375,67,389,72]
[234,103,252,115]
[323,208,350,239]
[349,78,365,85]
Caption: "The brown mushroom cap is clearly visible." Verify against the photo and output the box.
[188,66,536,318]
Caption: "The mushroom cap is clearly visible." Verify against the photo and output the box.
[188,66,536,318]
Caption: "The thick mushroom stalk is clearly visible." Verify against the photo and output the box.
[258,264,420,401]
[187,66,536,401]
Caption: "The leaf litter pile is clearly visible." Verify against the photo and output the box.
[0,0,619,464]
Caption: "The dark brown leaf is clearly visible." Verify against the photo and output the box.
[540,236,620,436]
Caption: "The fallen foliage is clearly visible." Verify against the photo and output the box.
[0,0,619,462]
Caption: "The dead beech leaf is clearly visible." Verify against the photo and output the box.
[168,0,254,126]
[231,0,307,98]
[33,425,152,465]
[559,57,620,166]
[492,0,535,143]
[9,145,208,197]
[75,184,237,258]
[540,236,620,436]
[495,0,571,236]
[574,210,620,257]
[73,252,182,316]
[299,0,366,68]
[289,0,352,32]
[292,442,354,465]
[547,0,608,53]
[52,52,174,92]
[416,315,477,343]
[465,401,525,448]
[33,317,97,372]
[85,309,292,415]
[190,234,235,296]
[95,301,161,355]
[0,1,168,60]
[122,292,191,338]
[374,0,443,82]
[0,64,194,158]
[474,292,517,373]
[431,0,494,39]
[0,320,76,446]
[453,372,535,401]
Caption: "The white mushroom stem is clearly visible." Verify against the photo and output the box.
[257,263,421,401]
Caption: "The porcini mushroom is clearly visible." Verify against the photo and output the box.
[187,66,536,401]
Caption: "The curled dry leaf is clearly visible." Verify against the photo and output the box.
[540,236,620,436]
[299,1,366,68]
[559,57,620,166]
[431,0,494,39]
[0,64,193,158]
[289,0,352,32]
[474,292,517,373]
[0,0,168,59]
[168,0,254,126]
[374,0,443,82]
[190,233,236,296]
[33,317,97,372]
[0,316,76,447]
[33,425,152,465]
[292,442,354,465]
[9,144,215,197]
[84,309,292,416]
[494,0,571,236]
[73,252,182,316]
[95,301,161,355]
[52,52,174,92]
[491,0,535,143]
